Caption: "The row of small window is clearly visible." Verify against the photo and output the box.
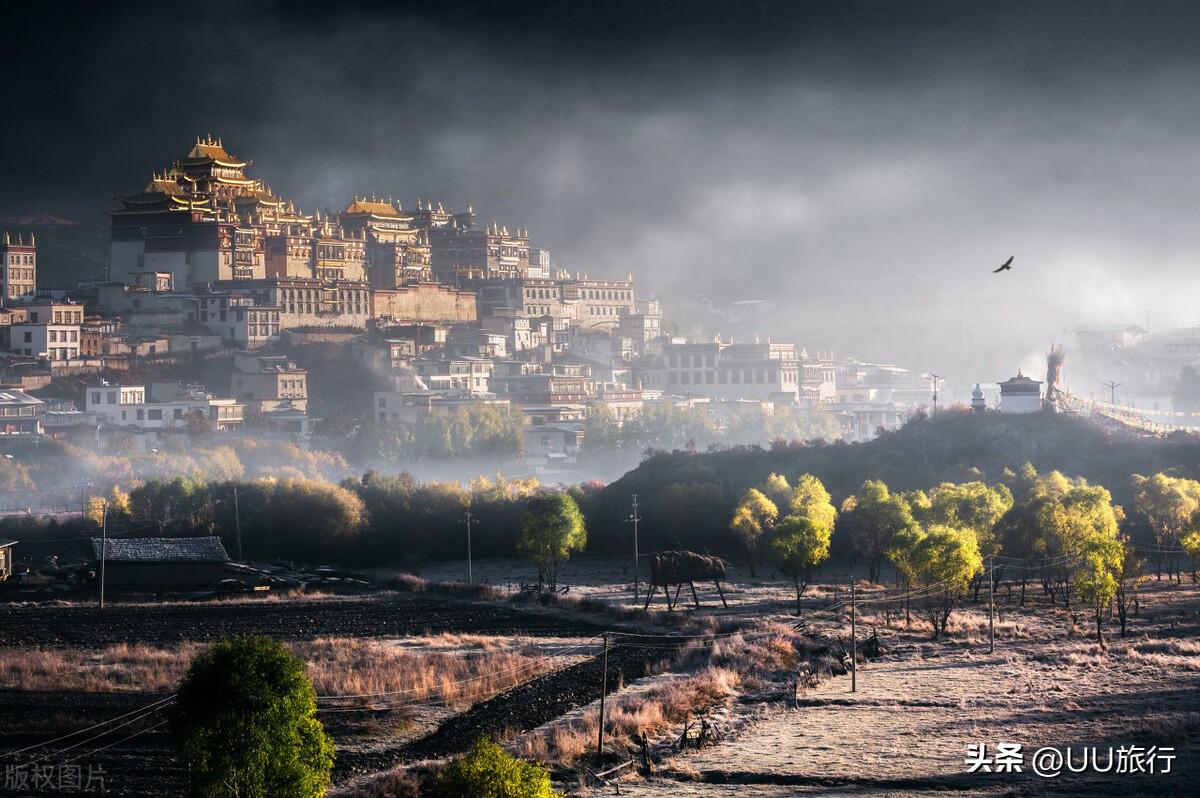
[27,311,82,324]
[525,288,558,299]
[668,353,715,368]
[46,348,78,361]
[585,289,631,301]
[1,269,34,281]
[665,370,780,385]
[0,406,36,416]
[91,391,143,404]
[250,325,280,338]
[6,255,33,265]
[120,408,186,421]
[588,306,622,316]
[46,330,79,343]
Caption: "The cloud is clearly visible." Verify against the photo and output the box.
[5,1,1200,389]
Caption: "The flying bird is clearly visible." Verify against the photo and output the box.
[993,256,1014,273]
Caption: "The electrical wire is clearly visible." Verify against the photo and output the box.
[60,720,169,765]
[1,695,176,760]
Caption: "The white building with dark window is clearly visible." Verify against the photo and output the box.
[998,371,1043,414]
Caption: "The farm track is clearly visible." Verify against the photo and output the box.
[0,593,600,647]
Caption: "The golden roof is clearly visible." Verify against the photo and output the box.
[185,135,247,167]
[344,197,400,217]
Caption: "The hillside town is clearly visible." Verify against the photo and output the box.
[0,137,1097,474]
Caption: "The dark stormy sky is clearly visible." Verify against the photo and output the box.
[4,0,1200,389]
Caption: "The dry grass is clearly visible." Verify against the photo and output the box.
[514,666,740,766]
[0,634,570,705]
[382,573,504,601]
[334,766,427,798]
[299,636,561,706]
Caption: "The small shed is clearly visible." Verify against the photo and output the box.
[91,536,229,590]
[0,538,15,581]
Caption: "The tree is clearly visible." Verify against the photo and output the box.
[437,738,558,798]
[906,524,982,639]
[1038,482,1123,608]
[760,473,794,511]
[840,480,914,582]
[728,488,778,576]
[925,481,1012,599]
[1172,364,1200,413]
[1073,528,1124,648]
[771,514,832,615]
[85,486,132,526]
[789,474,838,533]
[517,493,587,592]
[1131,473,1200,581]
[886,522,925,625]
[173,635,334,798]
[1115,540,1145,636]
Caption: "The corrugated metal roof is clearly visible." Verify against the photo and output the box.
[90,536,228,563]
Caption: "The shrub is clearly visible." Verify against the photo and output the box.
[437,738,558,798]
[173,635,335,798]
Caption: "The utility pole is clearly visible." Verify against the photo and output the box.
[849,577,856,693]
[99,502,108,610]
[987,554,995,654]
[462,511,475,583]
[1102,380,1122,407]
[596,632,609,758]
[626,494,642,602]
[233,483,243,562]
[930,373,944,415]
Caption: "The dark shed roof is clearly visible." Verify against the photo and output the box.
[90,536,228,563]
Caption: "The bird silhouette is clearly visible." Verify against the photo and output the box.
[993,255,1014,273]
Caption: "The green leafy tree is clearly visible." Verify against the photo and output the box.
[788,474,838,533]
[840,480,915,582]
[728,488,778,576]
[886,522,925,625]
[771,514,832,615]
[1131,473,1200,581]
[437,738,558,798]
[517,493,587,591]
[1074,527,1124,648]
[906,524,982,639]
[1038,482,1123,607]
[926,481,1013,599]
[925,481,1013,558]
[172,635,334,798]
[760,472,794,511]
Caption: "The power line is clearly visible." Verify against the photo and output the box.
[1,695,176,760]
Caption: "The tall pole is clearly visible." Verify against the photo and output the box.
[930,373,944,415]
[627,494,641,602]
[233,483,243,562]
[987,554,995,654]
[99,502,108,610]
[850,577,856,693]
[597,632,609,758]
[1102,380,1122,407]
[463,511,475,584]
